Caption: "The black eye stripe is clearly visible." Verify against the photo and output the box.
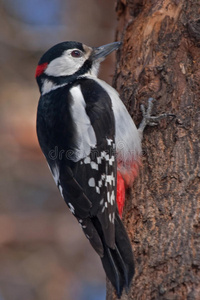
[71,50,82,58]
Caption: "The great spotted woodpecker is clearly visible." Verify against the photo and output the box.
[35,41,168,297]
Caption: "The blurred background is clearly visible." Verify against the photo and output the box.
[0,0,117,299]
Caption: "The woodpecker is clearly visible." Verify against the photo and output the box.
[35,41,152,297]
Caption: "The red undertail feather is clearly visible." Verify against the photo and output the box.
[117,171,125,218]
[117,160,141,217]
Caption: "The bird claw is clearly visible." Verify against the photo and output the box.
[138,98,175,138]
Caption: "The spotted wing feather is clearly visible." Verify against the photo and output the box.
[64,78,117,250]
[37,78,117,252]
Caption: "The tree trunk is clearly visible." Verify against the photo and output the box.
[107,0,200,299]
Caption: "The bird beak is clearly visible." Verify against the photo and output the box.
[92,41,122,61]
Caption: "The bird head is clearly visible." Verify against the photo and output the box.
[35,41,121,95]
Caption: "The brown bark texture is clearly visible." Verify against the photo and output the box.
[107,0,200,299]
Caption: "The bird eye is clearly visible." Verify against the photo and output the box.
[71,50,82,58]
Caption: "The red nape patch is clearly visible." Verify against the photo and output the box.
[117,171,125,218]
[35,62,48,78]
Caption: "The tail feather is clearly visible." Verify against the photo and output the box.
[114,245,129,288]
[93,213,134,298]
[115,213,135,288]
[102,246,123,297]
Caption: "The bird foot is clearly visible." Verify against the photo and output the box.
[138,98,175,138]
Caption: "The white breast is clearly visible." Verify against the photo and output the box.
[90,77,142,165]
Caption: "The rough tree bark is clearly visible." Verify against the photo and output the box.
[107,1,200,299]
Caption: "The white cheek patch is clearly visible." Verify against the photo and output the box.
[45,49,85,77]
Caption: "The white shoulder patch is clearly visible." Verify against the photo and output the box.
[70,85,97,161]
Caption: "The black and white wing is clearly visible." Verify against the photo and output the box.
[62,78,117,252]
[37,78,117,254]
